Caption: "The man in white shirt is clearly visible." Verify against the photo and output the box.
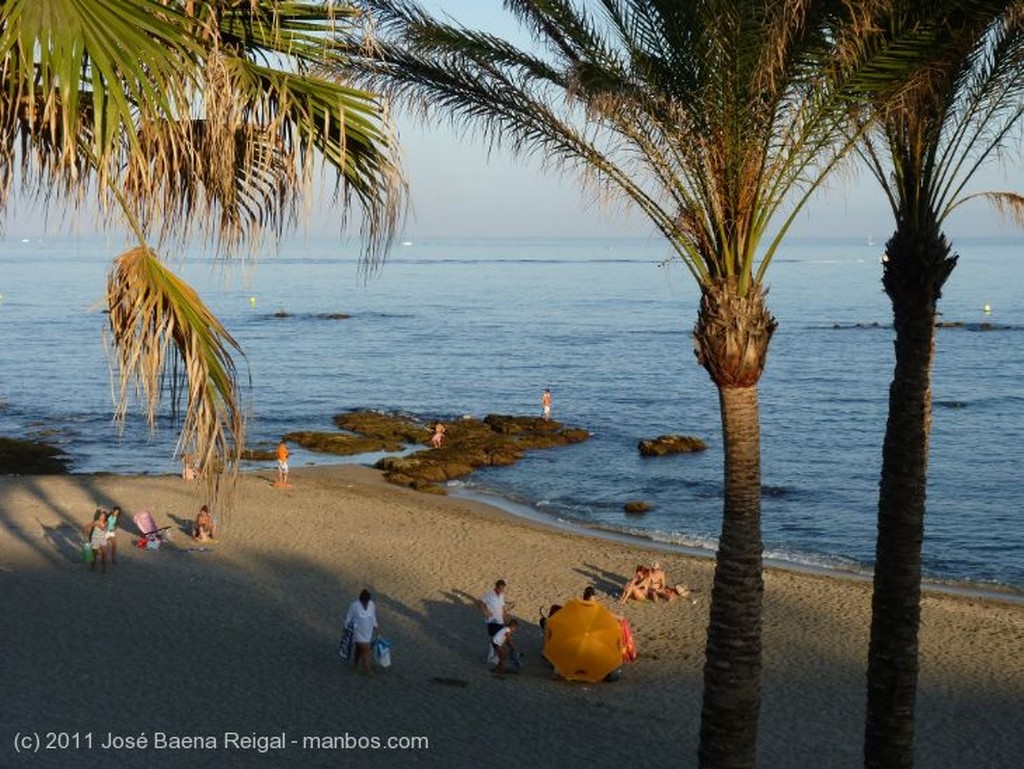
[475,579,509,637]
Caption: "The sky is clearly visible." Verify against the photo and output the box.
[390,1,1024,241]
[2,2,1020,244]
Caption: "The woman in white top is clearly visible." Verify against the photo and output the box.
[344,589,379,674]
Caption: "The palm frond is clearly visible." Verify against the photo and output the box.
[351,0,963,294]
[106,246,245,497]
[950,190,1024,224]
[0,0,198,208]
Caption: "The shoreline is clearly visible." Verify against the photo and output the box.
[3,464,1023,768]
[46,459,1024,604]
[437,479,1024,605]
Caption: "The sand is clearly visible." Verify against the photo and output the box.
[2,465,1022,769]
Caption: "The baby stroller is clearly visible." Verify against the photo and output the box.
[133,510,172,550]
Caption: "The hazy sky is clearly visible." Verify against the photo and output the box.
[393,1,1023,241]
[2,2,1019,244]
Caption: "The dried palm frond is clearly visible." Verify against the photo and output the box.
[106,246,245,502]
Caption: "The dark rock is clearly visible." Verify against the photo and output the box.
[0,436,70,475]
[284,431,396,455]
[638,434,707,457]
[241,446,277,461]
[624,501,652,514]
[334,412,428,446]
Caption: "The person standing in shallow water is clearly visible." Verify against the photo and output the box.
[542,388,552,421]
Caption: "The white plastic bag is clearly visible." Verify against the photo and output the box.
[373,638,392,668]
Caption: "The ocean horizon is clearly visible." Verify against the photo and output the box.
[1,233,1021,593]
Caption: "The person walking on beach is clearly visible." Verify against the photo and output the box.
[475,579,510,638]
[344,589,379,675]
[105,506,121,564]
[83,509,109,574]
[542,388,552,421]
[276,440,290,486]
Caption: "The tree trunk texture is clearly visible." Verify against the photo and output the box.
[695,281,776,769]
[864,227,956,769]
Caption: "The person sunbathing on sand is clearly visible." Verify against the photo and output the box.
[192,505,215,541]
[648,562,691,601]
[619,562,690,602]
[618,564,653,603]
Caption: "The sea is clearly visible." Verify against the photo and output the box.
[1,233,1021,594]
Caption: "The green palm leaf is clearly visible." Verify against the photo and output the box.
[1,2,407,499]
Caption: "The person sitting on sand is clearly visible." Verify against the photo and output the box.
[192,505,215,541]
[647,561,690,601]
[617,564,653,603]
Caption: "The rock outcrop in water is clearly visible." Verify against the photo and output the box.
[623,501,653,514]
[637,434,707,457]
[0,437,69,475]
[285,411,590,494]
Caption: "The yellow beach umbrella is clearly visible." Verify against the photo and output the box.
[543,599,624,683]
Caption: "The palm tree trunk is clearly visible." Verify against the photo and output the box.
[694,281,775,769]
[864,227,955,768]
[700,383,765,769]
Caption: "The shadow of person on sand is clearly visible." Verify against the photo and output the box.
[574,562,629,596]
[38,521,83,563]
[167,512,194,538]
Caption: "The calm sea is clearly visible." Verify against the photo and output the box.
[1,234,1021,591]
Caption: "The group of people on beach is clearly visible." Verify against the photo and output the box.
[617,562,690,603]
[83,501,217,570]
[340,563,685,681]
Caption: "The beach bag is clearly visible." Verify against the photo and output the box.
[372,638,392,668]
[82,542,94,564]
[338,623,354,661]
[620,617,638,663]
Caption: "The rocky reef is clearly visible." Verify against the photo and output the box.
[637,434,707,457]
[285,410,590,494]
[0,436,69,475]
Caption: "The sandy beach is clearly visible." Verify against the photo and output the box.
[2,465,1022,768]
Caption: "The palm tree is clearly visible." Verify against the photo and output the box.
[0,1,403,489]
[342,1,926,764]
[857,3,1024,766]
